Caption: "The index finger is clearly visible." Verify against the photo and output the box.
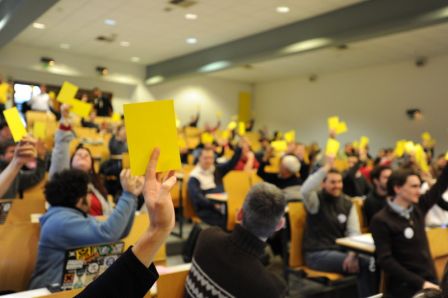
[145,147,160,181]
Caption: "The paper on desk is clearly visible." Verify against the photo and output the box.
[124,100,181,175]
[349,234,374,245]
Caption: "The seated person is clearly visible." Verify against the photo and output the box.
[76,148,176,298]
[234,138,259,171]
[370,164,448,298]
[0,136,38,197]
[81,109,100,132]
[343,152,372,197]
[300,156,376,297]
[109,124,128,155]
[187,145,242,228]
[257,146,302,192]
[363,165,392,226]
[185,182,287,298]
[29,168,143,289]
[50,104,112,216]
[0,137,47,198]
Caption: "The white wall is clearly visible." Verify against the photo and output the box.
[254,54,448,154]
[149,76,253,128]
[0,43,153,113]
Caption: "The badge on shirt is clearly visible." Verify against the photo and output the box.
[337,213,347,224]
[404,227,414,239]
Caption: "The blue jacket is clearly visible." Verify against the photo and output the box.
[29,191,137,289]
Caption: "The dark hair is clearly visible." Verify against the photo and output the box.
[370,165,391,182]
[323,168,342,182]
[45,169,89,207]
[387,169,418,197]
[242,183,286,238]
[412,288,442,298]
[0,139,15,155]
[70,144,108,198]
[0,119,9,130]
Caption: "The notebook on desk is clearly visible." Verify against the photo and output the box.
[60,241,125,291]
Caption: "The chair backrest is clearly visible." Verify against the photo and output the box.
[22,173,48,200]
[250,171,263,186]
[223,171,251,230]
[156,264,191,298]
[244,132,261,152]
[288,202,306,268]
[2,199,46,224]
[73,127,99,139]
[25,111,56,128]
[182,165,198,220]
[0,222,40,292]
[121,213,166,264]
[352,197,367,233]
[427,227,448,280]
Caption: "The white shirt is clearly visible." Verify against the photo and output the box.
[29,93,50,111]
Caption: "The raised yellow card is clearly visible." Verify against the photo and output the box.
[335,122,348,135]
[124,100,181,175]
[445,152,448,161]
[112,112,121,122]
[0,83,9,104]
[57,81,78,103]
[3,107,27,142]
[394,140,406,157]
[238,122,246,136]
[67,98,92,118]
[33,121,47,139]
[421,132,431,141]
[227,121,237,130]
[284,130,296,143]
[271,140,287,152]
[221,130,230,140]
[327,116,339,131]
[359,136,369,149]
[325,138,340,156]
[201,132,214,144]
[404,141,415,154]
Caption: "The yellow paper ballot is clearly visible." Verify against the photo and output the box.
[178,137,187,149]
[238,122,246,136]
[33,121,47,139]
[124,100,181,175]
[360,136,369,149]
[284,130,296,143]
[335,122,348,135]
[271,140,287,152]
[421,132,431,141]
[404,141,415,154]
[325,138,340,156]
[0,83,9,104]
[221,130,230,140]
[445,152,448,161]
[201,132,214,144]
[57,81,78,103]
[112,112,121,122]
[394,140,406,157]
[352,141,359,149]
[227,121,237,130]
[3,107,27,142]
[328,116,339,131]
[67,98,92,118]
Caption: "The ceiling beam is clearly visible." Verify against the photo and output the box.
[146,0,448,84]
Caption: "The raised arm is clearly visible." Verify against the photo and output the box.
[419,164,448,213]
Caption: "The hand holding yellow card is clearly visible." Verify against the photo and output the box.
[284,130,296,143]
[394,140,406,157]
[271,140,287,152]
[328,116,339,131]
[325,138,340,157]
[124,100,181,175]
[57,82,78,104]
[359,136,369,150]
[3,107,27,142]
[201,132,214,144]
[227,121,237,130]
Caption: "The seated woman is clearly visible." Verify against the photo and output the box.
[49,104,112,216]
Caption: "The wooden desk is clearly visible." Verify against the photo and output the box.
[335,234,375,255]
[206,193,228,202]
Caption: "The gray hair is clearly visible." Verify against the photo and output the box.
[242,182,286,239]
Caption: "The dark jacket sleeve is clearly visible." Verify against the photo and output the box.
[370,218,425,288]
[257,161,278,184]
[216,147,242,176]
[419,164,448,214]
[187,177,216,209]
[18,157,46,191]
[76,247,158,298]
[342,161,362,196]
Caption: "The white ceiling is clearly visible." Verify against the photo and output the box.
[12,0,358,65]
[210,21,448,83]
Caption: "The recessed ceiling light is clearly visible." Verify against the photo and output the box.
[120,41,130,47]
[60,43,70,49]
[276,6,290,13]
[104,19,116,26]
[131,57,140,62]
[186,37,197,44]
[199,61,231,73]
[146,76,164,85]
[185,13,198,20]
[33,22,46,29]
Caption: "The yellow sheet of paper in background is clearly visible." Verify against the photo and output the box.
[67,98,92,118]
[124,100,181,175]
[227,121,237,130]
[421,132,431,141]
[359,136,369,149]
[33,122,47,139]
[335,122,348,134]
[112,112,121,122]
[325,138,340,156]
[284,130,296,143]
[57,81,78,103]
[221,130,230,140]
[238,122,246,135]
[328,116,339,131]
[352,141,359,149]
[3,107,27,142]
[178,137,187,149]
[404,141,415,154]
[271,140,287,152]
[394,140,406,157]
[0,83,9,104]
[445,152,448,161]
[201,132,214,144]
[414,144,430,173]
